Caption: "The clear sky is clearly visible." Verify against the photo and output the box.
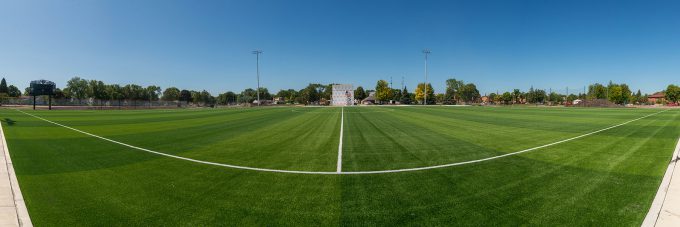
[1,0,679,95]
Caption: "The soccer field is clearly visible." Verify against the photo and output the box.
[1,106,679,225]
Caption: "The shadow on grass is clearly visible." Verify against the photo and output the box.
[1,118,16,126]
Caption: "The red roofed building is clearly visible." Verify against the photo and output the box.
[648,92,665,104]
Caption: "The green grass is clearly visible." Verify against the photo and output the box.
[1,106,678,226]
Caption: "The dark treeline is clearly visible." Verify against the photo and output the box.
[7,76,680,107]
[0,78,23,98]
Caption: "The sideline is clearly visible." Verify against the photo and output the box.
[0,121,32,226]
[642,137,680,227]
[337,107,344,173]
[16,108,668,175]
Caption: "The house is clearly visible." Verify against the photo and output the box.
[361,92,377,105]
[273,97,285,104]
[648,92,665,104]
[481,96,489,103]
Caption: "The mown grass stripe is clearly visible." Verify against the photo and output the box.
[14,108,669,175]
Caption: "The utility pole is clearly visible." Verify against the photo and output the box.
[390,76,393,103]
[390,76,393,89]
[422,49,431,105]
[252,50,263,106]
[401,76,404,90]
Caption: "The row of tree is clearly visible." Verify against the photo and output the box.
[482,81,679,105]
[10,76,680,106]
[349,78,481,105]
[20,77,218,106]
[0,78,23,99]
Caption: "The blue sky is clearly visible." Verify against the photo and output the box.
[1,0,679,95]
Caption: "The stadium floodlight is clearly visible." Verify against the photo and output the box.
[422,49,431,105]
[252,50,263,106]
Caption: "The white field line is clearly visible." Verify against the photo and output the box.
[16,108,669,175]
[337,107,344,173]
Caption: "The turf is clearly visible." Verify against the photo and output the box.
[1,106,678,226]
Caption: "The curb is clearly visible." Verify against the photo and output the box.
[0,123,32,226]
[641,137,680,227]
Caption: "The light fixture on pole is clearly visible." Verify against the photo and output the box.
[422,48,431,105]
[252,50,263,106]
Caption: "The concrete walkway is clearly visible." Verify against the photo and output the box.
[0,123,32,226]
[643,137,680,227]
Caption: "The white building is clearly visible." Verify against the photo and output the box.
[331,84,354,106]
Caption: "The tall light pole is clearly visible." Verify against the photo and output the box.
[252,50,262,106]
[422,49,431,105]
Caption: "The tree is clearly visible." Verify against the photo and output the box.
[400,86,411,104]
[534,89,547,103]
[190,90,199,104]
[146,85,162,101]
[512,89,521,104]
[415,83,435,104]
[620,84,632,104]
[275,89,298,104]
[567,94,578,102]
[239,88,258,104]
[275,89,291,100]
[179,90,192,105]
[354,86,366,101]
[197,90,214,105]
[88,80,108,105]
[461,83,480,103]
[0,78,7,94]
[445,79,465,104]
[218,91,237,105]
[122,84,143,106]
[435,94,445,104]
[64,77,89,103]
[640,94,649,104]
[258,87,272,100]
[632,89,642,104]
[106,84,123,106]
[391,88,401,102]
[488,93,497,104]
[526,87,547,104]
[320,84,333,102]
[375,80,391,104]
[666,84,680,104]
[548,92,562,105]
[502,92,513,104]
[300,84,320,104]
[608,86,623,104]
[8,85,21,97]
[53,88,65,99]
[162,87,180,101]
[588,83,607,99]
